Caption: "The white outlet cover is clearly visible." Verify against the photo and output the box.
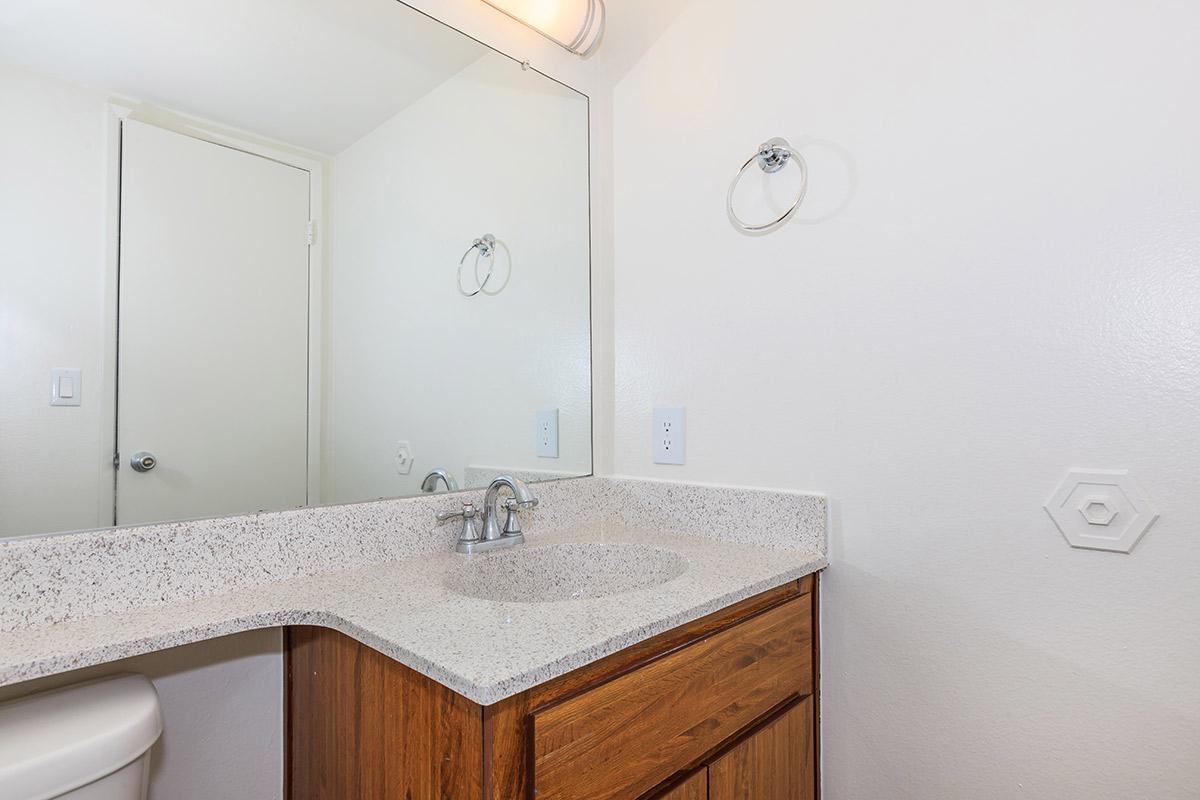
[394,441,414,475]
[536,408,559,458]
[1044,468,1159,553]
[653,407,686,465]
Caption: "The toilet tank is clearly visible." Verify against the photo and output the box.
[0,674,162,800]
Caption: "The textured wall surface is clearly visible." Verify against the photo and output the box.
[608,0,1200,797]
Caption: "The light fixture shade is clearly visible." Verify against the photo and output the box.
[480,0,606,57]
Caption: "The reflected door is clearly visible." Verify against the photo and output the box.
[116,120,310,525]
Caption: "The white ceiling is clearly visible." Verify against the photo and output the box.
[0,0,489,153]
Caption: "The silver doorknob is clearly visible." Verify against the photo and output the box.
[130,452,157,472]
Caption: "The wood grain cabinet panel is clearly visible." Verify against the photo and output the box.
[287,626,483,800]
[481,580,809,799]
[530,594,812,800]
[651,769,708,800]
[708,698,815,800]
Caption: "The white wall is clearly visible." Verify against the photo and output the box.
[0,62,113,537]
[325,51,592,499]
[0,630,283,800]
[608,0,1200,797]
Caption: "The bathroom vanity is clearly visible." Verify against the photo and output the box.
[287,576,817,799]
[0,477,827,799]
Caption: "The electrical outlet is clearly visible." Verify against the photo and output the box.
[653,407,685,465]
[536,408,559,458]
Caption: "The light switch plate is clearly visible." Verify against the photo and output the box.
[536,408,559,458]
[50,368,82,406]
[653,407,685,465]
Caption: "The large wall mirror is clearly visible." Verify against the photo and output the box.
[0,0,592,539]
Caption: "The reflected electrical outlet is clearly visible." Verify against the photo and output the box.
[537,409,559,458]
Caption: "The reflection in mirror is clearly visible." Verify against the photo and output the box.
[0,0,592,538]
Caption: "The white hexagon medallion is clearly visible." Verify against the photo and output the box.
[1044,469,1159,553]
[394,441,414,475]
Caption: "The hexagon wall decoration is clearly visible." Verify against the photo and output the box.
[394,441,414,475]
[1044,469,1159,553]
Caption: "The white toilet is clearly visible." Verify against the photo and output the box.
[0,674,162,800]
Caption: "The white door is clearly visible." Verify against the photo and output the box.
[117,119,310,526]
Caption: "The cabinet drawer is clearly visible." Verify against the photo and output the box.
[530,593,812,800]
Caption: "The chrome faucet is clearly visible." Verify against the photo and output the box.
[436,475,538,554]
[420,468,459,493]
[481,475,538,542]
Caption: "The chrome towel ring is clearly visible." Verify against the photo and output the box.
[727,137,808,234]
[457,234,497,297]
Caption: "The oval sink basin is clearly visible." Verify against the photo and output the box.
[445,542,688,603]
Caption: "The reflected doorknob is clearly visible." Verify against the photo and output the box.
[130,451,157,472]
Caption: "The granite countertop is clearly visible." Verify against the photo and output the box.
[0,522,825,705]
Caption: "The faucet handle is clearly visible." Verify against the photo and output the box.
[437,501,482,544]
[501,498,521,537]
[501,497,537,537]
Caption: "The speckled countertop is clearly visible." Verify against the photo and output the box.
[0,522,825,705]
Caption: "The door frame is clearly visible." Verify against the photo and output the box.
[102,100,329,521]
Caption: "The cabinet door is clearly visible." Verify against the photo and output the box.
[531,595,812,800]
[708,698,815,800]
[655,769,708,800]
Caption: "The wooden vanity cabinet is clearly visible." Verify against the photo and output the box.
[287,574,818,800]
[651,770,708,800]
[644,699,815,800]
[707,698,815,799]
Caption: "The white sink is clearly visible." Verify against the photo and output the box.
[444,542,688,603]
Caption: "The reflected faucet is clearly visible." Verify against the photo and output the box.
[420,468,459,493]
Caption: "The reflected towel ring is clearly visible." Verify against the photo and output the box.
[474,238,512,296]
[457,234,497,297]
[727,137,808,234]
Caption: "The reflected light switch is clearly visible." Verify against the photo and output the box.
[51,368,82,406]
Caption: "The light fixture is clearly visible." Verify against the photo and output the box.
[480,0,606,57]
